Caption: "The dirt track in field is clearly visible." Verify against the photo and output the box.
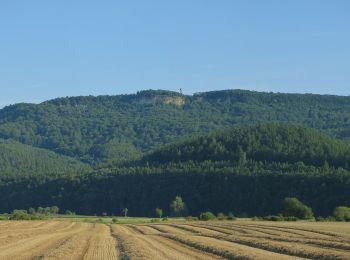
[0,220,350,259]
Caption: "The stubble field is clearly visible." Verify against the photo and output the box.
[0,220,350,259]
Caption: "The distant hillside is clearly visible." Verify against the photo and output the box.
[1,124,350,217]
[0,139,91,177]
[0,89,350,165]
[145,124,350,169]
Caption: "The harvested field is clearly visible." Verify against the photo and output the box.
[0,220,350,259]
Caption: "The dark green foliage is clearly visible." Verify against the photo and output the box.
[9,209,46,220]
[200,212,216,221]
[316,216,336,222]
[262,215,285,221]
[333,206,350,221]
[185,216,199,221]
[0,139,91,177]
[146,124,350,169]
[227,212,236,220]
[0,92,350,218]
[50,206,60,214]
[0,164,349,217]
[283,216,298,221]
[262,214,300,221]
[65,210,75,215]
[1,89,350,165]
[282,197,314,219]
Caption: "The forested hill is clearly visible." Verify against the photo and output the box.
[1,89,350,165]
[2,124,350,217]
[145,124,350,169]
[0,139,91,177]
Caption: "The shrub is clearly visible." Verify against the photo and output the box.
[263,215,284,221]
[162,217,168,221]
[217,213,227,220]
[112,218,118,223]
[316,216,325,222]
[151,218,161,223]
[282,197,314,219]
[227,212,237,220]
[155,208,163,218]
[199,212,216,221]
[185,216,199,221]
[327,216,336,221]
[283,216,298,221]
[65,210,76,215]
[0,215,8,221]
[333,206,350,221]
[9,209,44,220]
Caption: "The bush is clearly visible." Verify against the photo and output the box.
[0,215,8,221]
[227,212,237,220]
[112,218,118,223]
[251,216,261,221]
[151,218,161,223]
[263,215,284,221]
[9,209,44,220]
[199,212,216,221]
[282,197,314,219]
[185,216,199,221]
[333,206,350,221]
[316,216,336,222]
[162,217,168,221]
[65,210,76,215]
[283,216,298,221]
[217,213,227,220]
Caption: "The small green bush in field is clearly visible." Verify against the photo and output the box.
[282,197,314,219]
[217,212,227,220]
[185,216,199,221]
[9,210,44,220]
[227,212,237,220]
[199,212,216,221]
[263,215,284,221]
[333,206,350,221]
[283,216,298,221]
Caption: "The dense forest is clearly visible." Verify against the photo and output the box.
[1,89,350,165]
[0,139,90,177]
[0,123,350,217]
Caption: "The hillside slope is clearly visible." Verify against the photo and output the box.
[0,139,91,177]
[0,89,350,165]
[145,124,350,169]
[1,124,350,216]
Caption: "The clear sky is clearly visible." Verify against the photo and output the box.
[0,0,349,107]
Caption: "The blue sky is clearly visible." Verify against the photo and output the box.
[0,1,349,107]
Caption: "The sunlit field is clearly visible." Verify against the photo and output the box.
[1,220,350,259]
